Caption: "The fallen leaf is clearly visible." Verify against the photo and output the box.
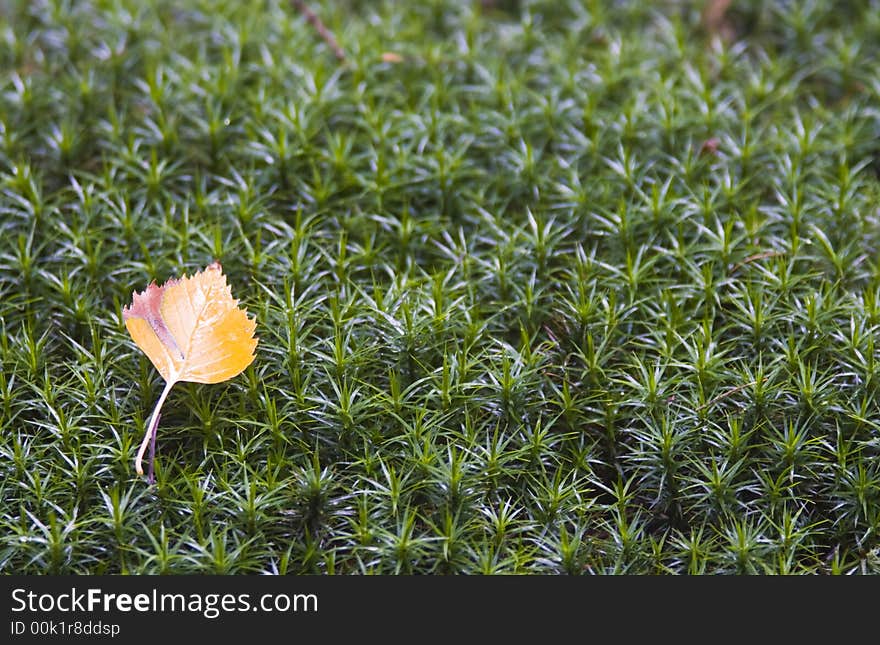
[380,52,404,63]
[123,261,257,481]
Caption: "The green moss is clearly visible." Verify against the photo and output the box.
[1,0,879,574]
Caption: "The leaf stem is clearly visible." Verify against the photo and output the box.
[135,379,175,478]
[148,412,160,484]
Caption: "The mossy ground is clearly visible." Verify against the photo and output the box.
[1,0,880,574]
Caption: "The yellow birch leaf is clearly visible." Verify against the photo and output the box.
[123,261,257,480]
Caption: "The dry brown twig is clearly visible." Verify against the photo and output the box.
[697,377,769,411]
[729,251,786,275]
[701,0,734,42]
[291,0,346,62]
